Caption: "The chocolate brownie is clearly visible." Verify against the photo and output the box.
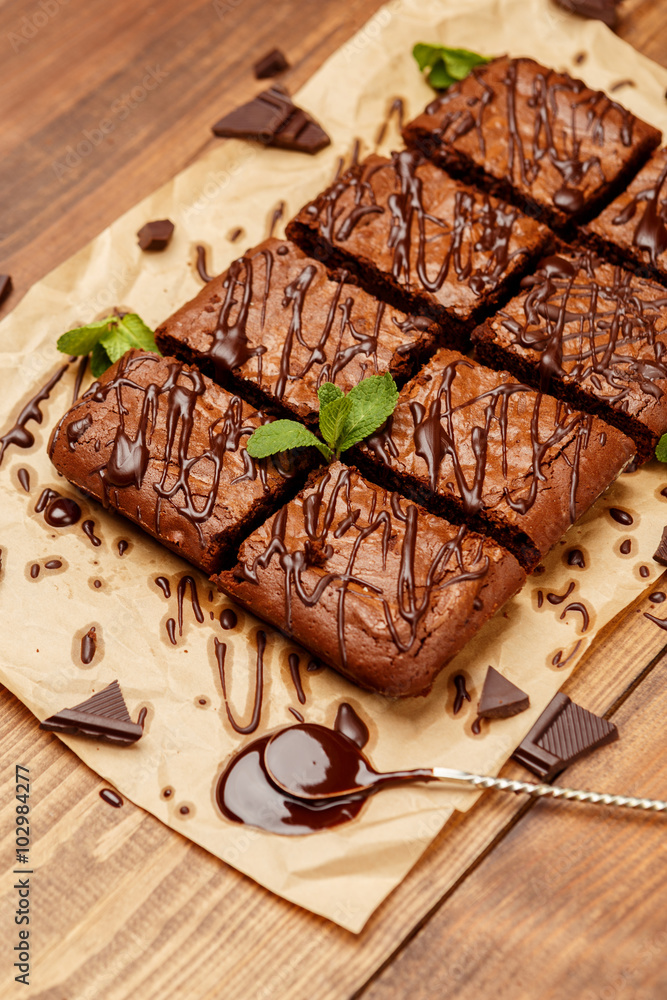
[285,150,552,346]
[214,463,526,697]
[155,238,438,424]
[48,350,313,574]
[356,349,635,570]
[582,146,667,285]
[472,251,667,461]
[403,56,661,231]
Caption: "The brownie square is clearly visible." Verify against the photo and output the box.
[48,350,313,574]
[403,56,661,232]
[355,349,635,570]
[155,238,438,425]
[214,463,526,697]
[472,251,667,462]
[582,146,667,285]
[285,150,552,346]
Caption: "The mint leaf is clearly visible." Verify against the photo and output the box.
[119,313,160,352]
[337,373,399,453]
[90,342,112,378]
[246,420,332,462]
[413,43,491,91]
[319,394,353,450]
[100,327,133,364]
[656,434,667,462]
[317,382,344,408]
[57,318,114,356]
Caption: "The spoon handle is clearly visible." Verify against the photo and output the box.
[431,768,667,813]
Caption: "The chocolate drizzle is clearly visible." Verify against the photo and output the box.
[0,363,68,467]
[82,520,101,547]
[559,602,590,632]
[453,674,471,715]
[287,652,306,705]
[176,575,204,635]
[375,97,405,146]
[306,150,526,297]
[610,156,667,265]
[195,245,214,283]
[17,468,30,493]
[214,631,266,734]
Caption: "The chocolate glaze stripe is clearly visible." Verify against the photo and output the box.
[0,363,69,467]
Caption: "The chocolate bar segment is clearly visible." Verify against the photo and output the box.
[653,526,667,566]
[48,350,313,574]
[155,238,439,425]
[211,86,330,154]
[215,462,526,698]
[512,692,618,780]
[40,680,144,745]
[478,666,529,719]
[254,48,289,79]
[0,274,12,307]
[137,219,175,251]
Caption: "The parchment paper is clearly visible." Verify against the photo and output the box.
[2,0,667,933]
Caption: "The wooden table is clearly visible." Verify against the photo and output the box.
[2,2,667,997]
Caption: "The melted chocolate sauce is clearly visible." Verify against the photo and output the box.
[566,548,586,568]
[45,560,62,569]
[44,496,82,528]
[179,805,190,816]
[117,539,128,556]
[546,581,575,605]
[551,639,582,667]
[536,590,544,609]
[195,245,214,283]
[177,575,204,635]
[453,674,471,715]
[644,611,667,631]
[82,520,101,547]
[155,576,171,599]
[219,608,238,630]
[99,789,123,808]
[287,653,306,705]
[334,703,369,748]
[640,565,650,578]
[610,507,634,526]
[93,579,102,588]
[375,97,405,146]
[72,355,89,403]
[17,468,30,493]
[214,631,266,734]
[0,364,68,467]
[268,200,285,238]
[471,717,482,735]
[289,707,304,722]
[161,787,173,799]
[620,538,632,555]
[307,659,323,672]
[649,592,666,603]
[30,563,40,579]
[560,602,590,633]
[166,618,177,645]
[137,707,147,728]
[81,627,97,665]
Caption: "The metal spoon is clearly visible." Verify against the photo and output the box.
[264,724,667,814]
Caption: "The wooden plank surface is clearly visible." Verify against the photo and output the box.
[2,2,667,999]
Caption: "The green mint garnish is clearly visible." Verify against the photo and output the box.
[57,313,161,377]
[246,372,399,463]
[656,434,667,462]
[413,44,491,91]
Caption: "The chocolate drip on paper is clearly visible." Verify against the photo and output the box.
[453,673,471,715]
[0,363,68,467]
[195,245,214,283]
[214,631,267,734]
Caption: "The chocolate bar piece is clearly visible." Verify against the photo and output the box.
[254,48,289,79]
[137,219,175,251]
[512,692,618,780]
[211,86,330,154]
[0,274,12,307]
[554,0,620,28]
[40,680,144,745]
[653,526,667,566]
[478,667,529,719]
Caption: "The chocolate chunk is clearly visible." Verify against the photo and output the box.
[478,666,529,719]
[137,219,175,252]
[553,0,620,29]
[211,86,330,154]
[512,692,618,780]
[0,274,12,307]
[254,48,289,79]
[653,526,667,566]
[39,680,145,745]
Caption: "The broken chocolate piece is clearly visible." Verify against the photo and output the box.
[653,526,667,566]
[553,0,620,29]
[211,86,330,154]
[39,680,145,745]
[478,666,529,719]
[512,692,618,780]
[254,48,289,79]
[0,274,12,307]
[137,219,175,252]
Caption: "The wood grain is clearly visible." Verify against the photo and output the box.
[2,2,667,999]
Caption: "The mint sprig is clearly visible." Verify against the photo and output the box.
[246,373,399,463]
[656,435,667,462]
[413,44,491,91]
[57,313,161,377]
